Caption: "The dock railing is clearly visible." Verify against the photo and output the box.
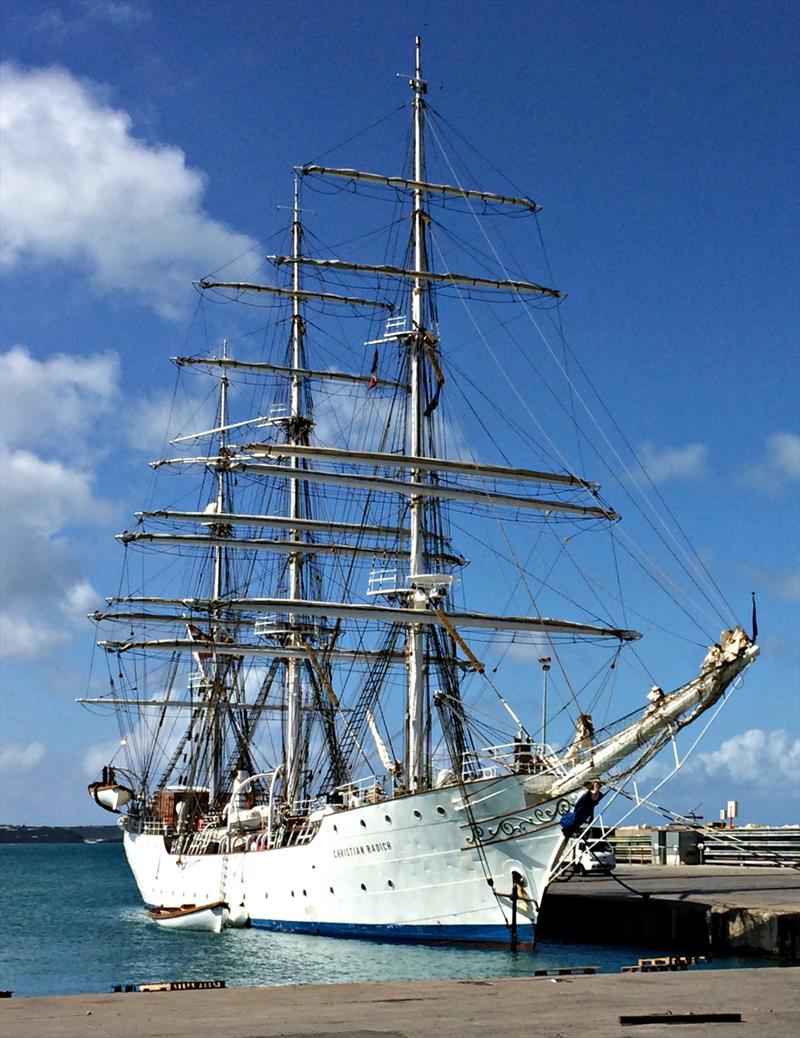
[607,825,800,867]
[699,825,800,867]
[608,831,653,865]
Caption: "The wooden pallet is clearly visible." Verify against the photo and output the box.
[533,966,600,977]
[112,980,226,993]
[621,955,709,973]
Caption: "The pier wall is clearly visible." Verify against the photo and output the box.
[538,891,800,959]
[539,865,800,960]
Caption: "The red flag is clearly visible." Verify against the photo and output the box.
[187,623,212,663]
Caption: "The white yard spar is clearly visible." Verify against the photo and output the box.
[81,37,757,947]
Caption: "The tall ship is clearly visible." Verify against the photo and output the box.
[83,39,758,945]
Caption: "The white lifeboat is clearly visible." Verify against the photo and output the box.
[147,901,228,933]
[88,781,134,813]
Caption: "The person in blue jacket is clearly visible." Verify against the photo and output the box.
[560,780,604,838]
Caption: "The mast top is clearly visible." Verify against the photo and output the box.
[410,36,427,95]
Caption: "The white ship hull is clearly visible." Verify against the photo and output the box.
[124,776,569,945]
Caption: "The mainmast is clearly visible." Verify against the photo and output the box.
[285,177,306,806]
[406,35,429,791]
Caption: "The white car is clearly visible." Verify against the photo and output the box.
[566,837,616,875]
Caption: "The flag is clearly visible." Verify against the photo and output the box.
[424,381,442,416]
[368,349,379,390]
[751,592,758,642]
[187,624,213,672]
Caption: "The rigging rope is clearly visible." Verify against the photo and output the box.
[424,115,736,635]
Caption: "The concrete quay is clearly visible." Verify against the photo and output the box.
[539,865,800,959]
[2,967,798,1038]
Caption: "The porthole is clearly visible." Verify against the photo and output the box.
[360,883,367,891]
[387,880,395,889]
[303,889,307,896]
[290,890,295,897]
[329,886,334,894]
[333,824,338,832]
[360,819,367,828]
[384,814,392,823]
[413,809,422,819]
[436,806,446,816]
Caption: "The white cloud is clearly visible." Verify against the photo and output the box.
[0,346,119,459]
[79,0,150,27]
[1,448,114,536]
[313,382,468,459]
[0,612,71,660]
[34,1,149,36]
[609,727,800,825]
[0,574,98,660]
[0,342,231,660]
[638,442,707,482]
[123,386,219,456]
[741,432,800,490]
[0,447,109,657]
[62,579,99,619]
[314,388,396,452]
[489,636,552,667]
[0,741,45,774]
[0,346,119,660]
[0,63,257,318]
[698,728,800,786]
[83,740,125,777]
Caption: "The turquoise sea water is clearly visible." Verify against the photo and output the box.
[0,843,767,997]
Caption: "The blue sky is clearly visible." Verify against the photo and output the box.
[0,0,798,828]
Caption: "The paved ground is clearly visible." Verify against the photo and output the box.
[2,967,798,1038]
[546,866,800,912]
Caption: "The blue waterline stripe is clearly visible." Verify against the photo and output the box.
[249,917,533,945]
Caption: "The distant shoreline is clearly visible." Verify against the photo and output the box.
[0,825,122,845]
